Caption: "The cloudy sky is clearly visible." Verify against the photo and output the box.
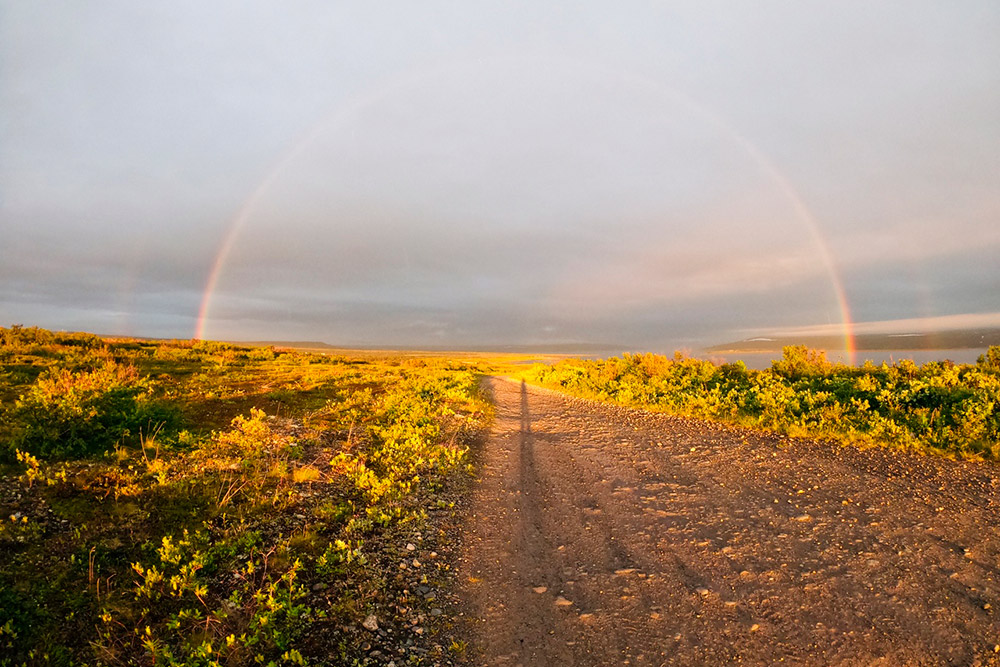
[2,2,998,350]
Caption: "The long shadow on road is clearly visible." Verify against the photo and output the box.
[455,377,1000,666]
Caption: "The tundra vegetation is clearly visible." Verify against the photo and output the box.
[3,327,997,665]
[0,326,490,666]
[523,345,1000,460]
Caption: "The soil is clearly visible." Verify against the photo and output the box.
[454,377,1000,666]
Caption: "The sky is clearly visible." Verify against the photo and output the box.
[2,1,998,350]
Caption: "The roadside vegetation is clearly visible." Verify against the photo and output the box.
[523,345,1000,460]
[0,326,490,666]
[4,325,996,664]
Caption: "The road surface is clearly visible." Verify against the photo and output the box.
[455,377,1000,666]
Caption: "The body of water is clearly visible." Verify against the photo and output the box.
[707,348,985,371]
[513,347,988,370]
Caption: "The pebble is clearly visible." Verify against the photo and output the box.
[406,543,416,551]
[532,586,548,594]
[696,587,710,596]
[554,596,573,607]
[362,615,379,632]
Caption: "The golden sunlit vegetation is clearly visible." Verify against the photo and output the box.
[3,326,997,665]
[523,345,1000,460]
[0,326,491,666]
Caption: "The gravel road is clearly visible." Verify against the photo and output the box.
[454,377,1000,666]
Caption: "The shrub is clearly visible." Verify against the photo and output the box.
[525,349,1000,459]
[771,345,833,380]
[6,360,178,459]
[978,345,1000,372]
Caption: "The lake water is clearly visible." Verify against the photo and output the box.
[703,348,985,370]
[542,347,987,370]
[509,347,988,370]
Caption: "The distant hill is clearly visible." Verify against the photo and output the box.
[227,340,338,350]
[227,340,620,355]
[706,328,1000,354]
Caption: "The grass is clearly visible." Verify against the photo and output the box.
[0,326,495,666]
[3,325,994,664]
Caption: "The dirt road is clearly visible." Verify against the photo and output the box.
[454,377,1000,666]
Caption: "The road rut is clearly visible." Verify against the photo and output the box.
[455,377,1000,666]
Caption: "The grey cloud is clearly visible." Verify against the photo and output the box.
[2,1,997,348]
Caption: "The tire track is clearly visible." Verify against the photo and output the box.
[455,378,1000,666]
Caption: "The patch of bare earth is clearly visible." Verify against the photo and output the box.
[454,377,1000,666]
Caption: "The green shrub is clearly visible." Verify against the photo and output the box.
[6,360,178,459]
[978,345,1000,371]
[525,349,1000,459]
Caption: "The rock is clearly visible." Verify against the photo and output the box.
[750,624,760,632]
[362,614,379,631]
[430,608,442,616]
[406,543,416,551]
[532,586,548,593]
[554,596,573,607]
[696,587,710,596]
[614,568,637,575]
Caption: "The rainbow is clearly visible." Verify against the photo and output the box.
[194,55,856,364]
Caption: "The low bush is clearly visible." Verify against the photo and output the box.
[0,328,490,665]
[524,345,1000,459]
[6,360,178,460]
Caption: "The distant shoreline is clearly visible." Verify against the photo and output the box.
[706,328,1000,354]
